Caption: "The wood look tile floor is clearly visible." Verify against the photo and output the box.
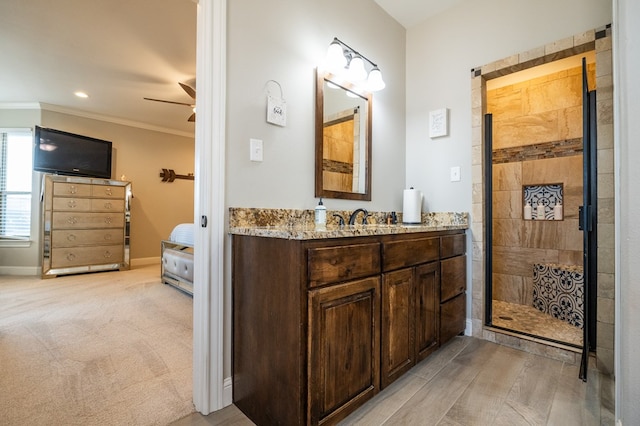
[172,336,614,426]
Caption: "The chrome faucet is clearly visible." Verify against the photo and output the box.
[348,208,369,225]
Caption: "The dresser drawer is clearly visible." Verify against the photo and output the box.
[51,229,124,248]
[50,245,124,268]
[308,242,380,287]
[440,255,466,302]
[440,234,465,259]
[92,184,126,199]
[53,182,92,197]
[90,198,125,212]
[51,212,125,229]
[52,197,92,211]
[382,237,439,272]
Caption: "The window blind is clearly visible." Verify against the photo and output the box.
[0,131,33,239]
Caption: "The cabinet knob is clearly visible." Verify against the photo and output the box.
[105,188,113,196]
[69,185,77,194]
[66,216,78,224]
[104,202,112,209]
[66,253,76,261]
[67,200,77,208]
[104,217,112,224]
[67,234,76,241]
[104,233,112,241]
[104,250,112,258]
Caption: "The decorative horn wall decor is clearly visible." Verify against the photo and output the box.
[160,168,195,182]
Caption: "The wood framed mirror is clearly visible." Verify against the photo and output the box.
[315,70,372,200]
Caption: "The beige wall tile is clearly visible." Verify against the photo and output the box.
[558,250,582,266]
[597,247,615,275]
[596,50,613,77]
[596,74,613,100]
[597,296,615,324]
[493,190,522,219]
[597,98,613,125]
[597,272,615,299]
[472,164,483,185]
[597,173,614,199]
[519,46,545,63]
[598,224,614,249]
[472,125,482,146]
[597,123,614,149]
[597,321,614,350]
[492,246,558,276]
[493,273,527,304]
[597,148,614,174]
[598,198,614,224]
[545,36,573,55]
[472,144,482,166]
[493,218,522,246]
[522,156,583,188]
[472,183,483,204]
[574,29,596,46]
[492,162,522,190]
[494,111,560,148]
[597,347,614,375]
[596,35,612,52]
[521,220,560,249]
[557,105,582,140]
[472,106,482,127]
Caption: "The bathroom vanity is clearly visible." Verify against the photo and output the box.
[231,218,467,426]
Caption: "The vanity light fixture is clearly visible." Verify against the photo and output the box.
[74,91,89,98]
[325,37,385,92]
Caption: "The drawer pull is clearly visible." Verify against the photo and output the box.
[66,253,76,261]
[104,234,112,241]
[105,188,113,196]
[69,185,77,194]
[67,216,78,224]
[103,202,113,209]
[104,251,112,259]
[67,200,77,208]
[67,234,77,242]
[104,217,112,224]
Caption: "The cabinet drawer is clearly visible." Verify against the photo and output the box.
[50,245,124,268]
[53,182,92,197]
[51,212,125,229]
[440,293,466,345]
[51,229,124,248]
[382,237,439,272]
[440,234,465,259]
[441,255,466,302]
[92,185,126,198]
[91,198,125,212]
[52,197,92,211]
[308,242,380,287]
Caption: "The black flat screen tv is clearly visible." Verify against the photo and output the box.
[33,126,113,179]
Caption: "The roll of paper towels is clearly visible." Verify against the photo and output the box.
[403,188,422,224]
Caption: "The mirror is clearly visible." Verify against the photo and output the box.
[315,70,372,200]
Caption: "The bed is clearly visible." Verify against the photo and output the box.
[161,223,194,296]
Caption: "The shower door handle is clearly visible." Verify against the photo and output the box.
[578,206,584,230]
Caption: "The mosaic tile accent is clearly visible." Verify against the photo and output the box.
[492,138,583,164]
[523,184,563,220]
[533,263,584,328]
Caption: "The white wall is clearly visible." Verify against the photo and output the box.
[615,0,640,421]
[226,0,406,212]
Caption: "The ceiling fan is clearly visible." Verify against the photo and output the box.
[144,82,196,122]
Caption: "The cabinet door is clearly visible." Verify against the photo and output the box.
[415,262,439,362]
[381,268,415,388]
[440,293,466,346]
[308,276,380,426]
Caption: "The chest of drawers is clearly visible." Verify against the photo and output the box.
[41,175,131,278]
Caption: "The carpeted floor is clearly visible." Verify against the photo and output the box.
[0,265,195,426]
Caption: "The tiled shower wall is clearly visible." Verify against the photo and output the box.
[470,25,615,375]
[488,65,592,307]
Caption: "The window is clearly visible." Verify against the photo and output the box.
[0,129,33,240]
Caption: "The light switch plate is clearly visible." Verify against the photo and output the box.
[450,166,461,182]
[250,138,263,162]
[267,96,287,127]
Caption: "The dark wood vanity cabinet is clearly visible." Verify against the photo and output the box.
[232,230,465,426]
[439,234,467,345]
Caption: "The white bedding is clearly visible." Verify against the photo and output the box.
[169,223,194,246]
[162,223,194,295]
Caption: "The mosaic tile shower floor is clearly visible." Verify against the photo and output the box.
[492,300,583,347]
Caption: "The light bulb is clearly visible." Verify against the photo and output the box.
[347,55,367,83]
[367,67,385,91]
[326,41,347,73]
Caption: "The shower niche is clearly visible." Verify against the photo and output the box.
[523,183,564,221]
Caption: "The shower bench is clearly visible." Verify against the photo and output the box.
[532,263,584,328]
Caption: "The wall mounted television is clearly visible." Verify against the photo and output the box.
[33,126,113,179]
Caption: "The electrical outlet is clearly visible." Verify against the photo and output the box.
[450,166,461,182]
[250,138,263,162]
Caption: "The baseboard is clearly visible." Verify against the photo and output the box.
[464,319,473,336]
[0,265,40,276]
[130,257,160,267]
[223,376,233,406]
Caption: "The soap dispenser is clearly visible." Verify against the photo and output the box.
[524,201,532,220]
[314,198,327,230]
[536,202,545,220]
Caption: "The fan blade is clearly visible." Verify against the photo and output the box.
[188,112,196,122]
[179,82,196,100]
[144,97,193,107]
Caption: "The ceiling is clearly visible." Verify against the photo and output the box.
[0,1,452,137]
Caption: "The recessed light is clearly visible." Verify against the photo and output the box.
[74,91,89,98]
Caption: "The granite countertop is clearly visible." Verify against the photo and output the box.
[229,218,468,240]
